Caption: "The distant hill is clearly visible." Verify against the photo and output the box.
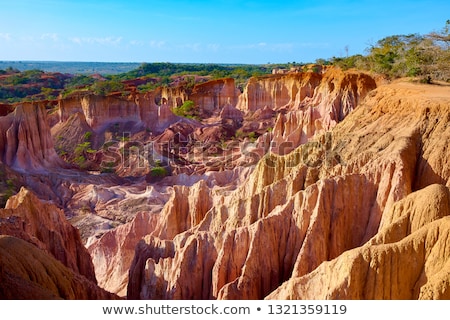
[0,61,141,75]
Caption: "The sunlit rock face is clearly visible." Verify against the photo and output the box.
[0,102,65,171]
[2,66,450,301]
[0,188,96,282]
[127,80,450,300]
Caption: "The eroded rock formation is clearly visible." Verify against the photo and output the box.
[127,80,450,300]
[1,67,449,301]
[57,92,178,134]
[0,235,118,299]
[0,187,96,282]
[191,78,240,115]
[0,188,118,299]
[266,69,377,154]
[87,211,159,296]
[0,102,65,171]
[267,184,450,299]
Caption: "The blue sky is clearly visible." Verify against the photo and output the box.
[0,0,449,63]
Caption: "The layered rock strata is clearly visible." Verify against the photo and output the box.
[127,81,450,300]
[0,188,118,299]
[0,102,65,171]
[0,235,118,299]
[0,188,96,282]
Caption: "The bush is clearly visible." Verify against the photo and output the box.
[100,161,116,174]
[235,129,244,139]
[150,166,167,178]
[91,79,125,95]
[65,75,95,89]
[83,131,92,141]
[75,141,95,155]
[363,24,449,80]
[73,141,96,169]
[248,131,257,142]
[172,100,199,119]
[74,155,86,168]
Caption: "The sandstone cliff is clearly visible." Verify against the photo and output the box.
[235,68,376,114]
[57,92,178,134]
[236,72,321,112]
[0,188,118,299]
[59,94,141,130]
[88,179,213,296]
[267,184,450,299]
[127,80,450,300]
[1,68,449,301]
[87,211,159,296]
[191,78,240,115]
[265,69,377,154]
[0,235,118,299]
[0,187,96,282]
[56,78,240,135]
[0,102,65,171]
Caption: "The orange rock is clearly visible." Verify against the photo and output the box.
[0,187,96,282]
[87,180,212,296]
[0,102,65,171]
[58,91,179,134]
[127,79,450,300]
[269,69,377,154]
[191,78,240,115]
[87,211,159,296]
[0,235,119,299]
[266,184,450,300]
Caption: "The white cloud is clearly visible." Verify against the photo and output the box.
[207,43,220,51]
[129,40,144,46]
[149,40,166,49]
[70,36,123,46]
[41,33,59,41]
[177,43,202,52]
[231,42,294,51]
[0,33,11,41]
[70,37,82,45]
[97,37,123,45]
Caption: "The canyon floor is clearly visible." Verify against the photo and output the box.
[0,67,449,299]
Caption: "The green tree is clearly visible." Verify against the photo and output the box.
[428,20,450,48]
[65,75,96,89]
[425,20,450,81]
[150,166,167,178]
[73,141,96,169]
[366,34,429,78]
[41,87,56,100]
[91,79,125,95]
[172,100,199,119]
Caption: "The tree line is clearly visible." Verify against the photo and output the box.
[328,20,450,82]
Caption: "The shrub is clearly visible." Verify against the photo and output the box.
[91,79,125,95]
[100,161,116,174]
[248,131,257,142]
[74,155,87,168]
[73,141,96,169]
[83,131,93,141]
[172,100,199,119]
[74,141,94,155]
[150,166,167,178]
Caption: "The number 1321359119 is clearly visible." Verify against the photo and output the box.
[267,304,347,315]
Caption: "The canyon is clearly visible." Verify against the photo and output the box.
[0,66,449,300]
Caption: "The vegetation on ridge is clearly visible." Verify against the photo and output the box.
[327,20,450,82]
[0,20,448,105]
[171,100,199,119]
